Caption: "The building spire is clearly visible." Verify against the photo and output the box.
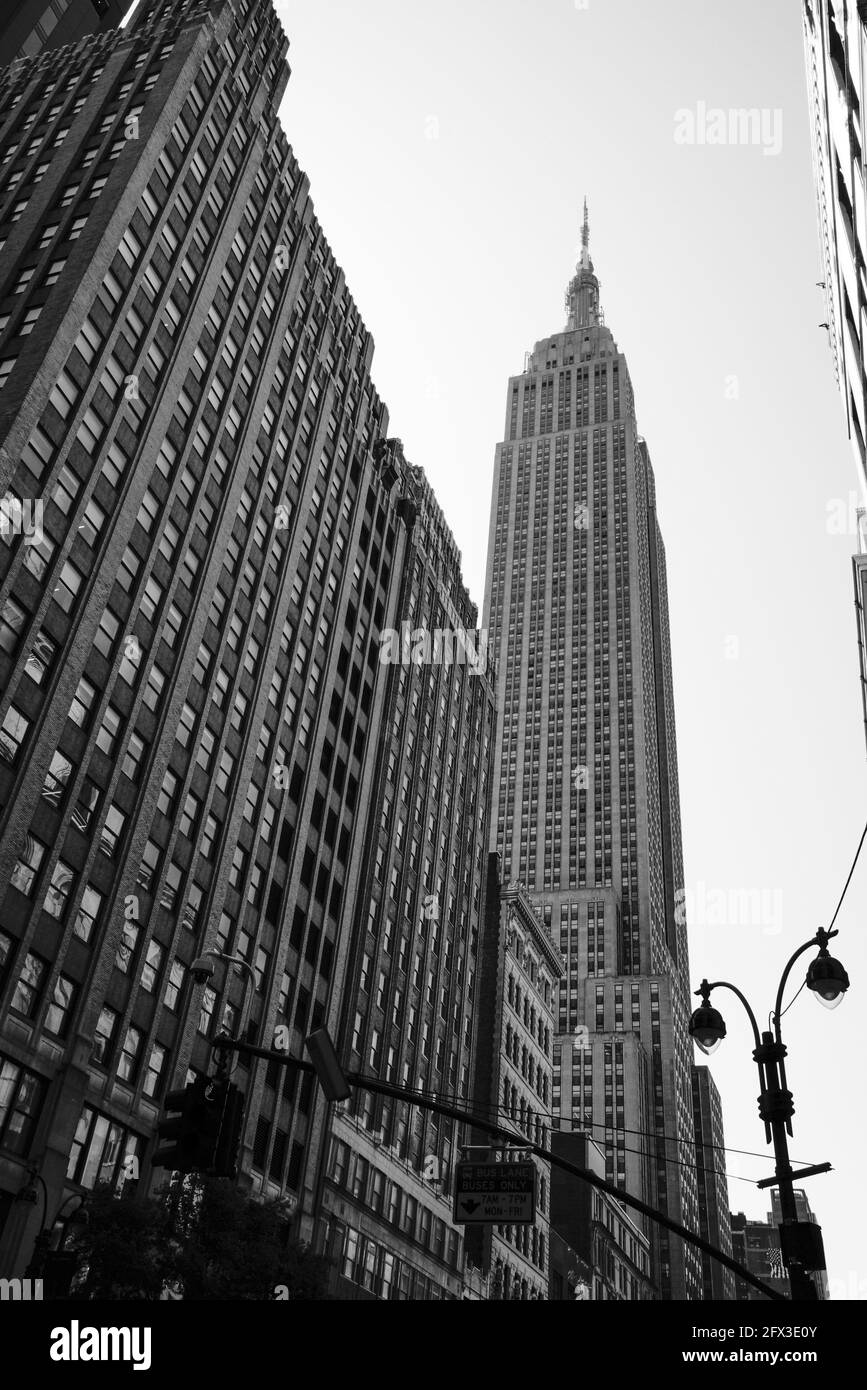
[580,197,592,271]
[566,194,600,330]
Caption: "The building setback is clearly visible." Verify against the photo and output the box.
[467,854,562,1300]
[690,1064,734,1301]
[317,458,496,1301]
[0,1,128,68]
[482,205,713,1299]
[550,1131,653,1300]
[0,0,492,1295]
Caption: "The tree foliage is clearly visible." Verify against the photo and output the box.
[66,1178,334,1301]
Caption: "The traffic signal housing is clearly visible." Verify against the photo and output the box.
[153,1076,245,1176]
[212,1081,245,1179]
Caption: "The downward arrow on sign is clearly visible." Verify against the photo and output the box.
[461,1200,481,1214]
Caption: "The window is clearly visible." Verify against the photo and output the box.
[94,606,119,658]
[139,575,163,622]
[99,803,126,857]
[0,597,26,654]
[25,630,57,684]
[23,532,55,581]
[164,959,185,1011]
[95,704,122,755]
[143,1042,166,1098]
[115,916,139,973]
[66,1105,141,1190]
[117,1026,142,1082]
[11,952,46,1017]
[10,834,46,897]
[44,258,66,288]
[79,498,106,547]
[92,1007,119,1065]
[69,676,97,727]
[54,560,83,613]
[49,367,78,417]
[141,939,164,993]
[0,705,29,763]
[44,975,76,1037]
[137,489,159,533]
[198,987,216,1036]
[43,859,75,920]
[52,464,81,514]
[74,884,102,943]
[142,664,165,712]
[19,306,41,336]
[400,1193,417,1237]
[0,1056,45,1156]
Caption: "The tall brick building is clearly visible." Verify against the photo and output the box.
[318,463,496,1300]
[0,0,493,1297]
[0,1,128,69]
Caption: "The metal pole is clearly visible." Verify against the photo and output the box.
[754,1031,817,1302]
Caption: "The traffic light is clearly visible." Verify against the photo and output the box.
[305,1028,351,1102]
[153,1076,245,1176]
[153,1076,220,1173]
[212,1081,245,1179]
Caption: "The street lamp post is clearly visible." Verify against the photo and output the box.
[15,1173,87,1292]
[689,927,850,1302]
[190,949,256,1053]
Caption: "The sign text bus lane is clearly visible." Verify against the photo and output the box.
[453,1161,536,1225]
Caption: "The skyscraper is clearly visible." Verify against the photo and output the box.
[803,0,867,499]
[0,0,493,1297]
[802,2,867,761]
[317,456,497,1301]
[691,1064,735,1301]
[482,204,708,1299]
[0,1,128,68]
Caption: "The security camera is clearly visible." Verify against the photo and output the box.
[190,955,216,986]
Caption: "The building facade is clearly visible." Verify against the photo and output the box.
[690,1064,734,1300]
[550,1131,653,1300]
[0,1,128,68]
[0,0,493,1293]
[730,1191,828,1302]
[468,856,562,1300]
[482,205,710,1299]
[803,0,867,498]
[316,463,497,1301]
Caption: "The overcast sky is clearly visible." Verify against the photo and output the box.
[278,0,867,1297]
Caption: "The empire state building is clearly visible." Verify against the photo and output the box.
[482,206,711,1299]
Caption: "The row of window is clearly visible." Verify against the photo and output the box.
[328,1138,460,1268]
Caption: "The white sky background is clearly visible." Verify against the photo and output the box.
[277,0,867,1297]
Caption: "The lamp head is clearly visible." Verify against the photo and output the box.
[689,1003,727,1055]
[806,949,850,1010]
[190,955,216,986]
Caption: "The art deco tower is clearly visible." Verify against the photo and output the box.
[483,206,707,1299]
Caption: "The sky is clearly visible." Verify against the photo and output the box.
[277,0,867,1298]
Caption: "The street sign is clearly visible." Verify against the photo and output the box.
[453,1160,536,1226]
